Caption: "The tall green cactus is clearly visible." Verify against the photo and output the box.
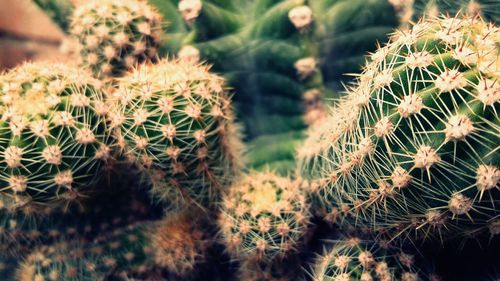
[146,0,398,173]
[0,63,114,207]
[69,0,164,78]
[111,59,243,211]
[298,15,499,243]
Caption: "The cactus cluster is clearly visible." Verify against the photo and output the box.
[0,63,113,207]
[298,15,499,242]
[110,59,243,210]
[310,235,437,281]
[17,212,209,281]
[219,172,309,262]
[69,0,163,78]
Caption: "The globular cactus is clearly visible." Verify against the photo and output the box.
[17,213,209,281]
[0,63,113,207]
[298,15,499,243]
[69,0,163,78]
[219,172,309,262]
[310,235,439,281]
[111,59,243,211]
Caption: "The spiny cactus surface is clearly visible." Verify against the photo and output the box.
[298,15,499,243]
[112,59,243,211]
[310,235,438,281]
[69,0,163,78]
[219,172,309,262]
[0,63,114,207]
[413,0,500,23]
[17,212,210,281]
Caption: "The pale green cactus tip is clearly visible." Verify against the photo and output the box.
[219,171,309,262]
[69,0,164,78]
[298,14,499,242]
[310,236,442,281]
[111,59,244,211]
[0,62,114,207]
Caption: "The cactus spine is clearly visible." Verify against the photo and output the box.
[69,0,163,78]
[111,59,243,210]
[0,63,113,207]
[298,15,499,242]
[219,172,309,262]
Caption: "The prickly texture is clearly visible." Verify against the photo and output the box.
[17,223,152,281]
[413,0,500,23]
[150,212,210,278]
[112,59,243,211]
[33,0,74,30]
[17,213,210,281]
[0,63,113,207]
[69,0,163,78]
[145,0,398,173]
[298,15,500,242]
[311,236,438,281]
[219,172,309,262]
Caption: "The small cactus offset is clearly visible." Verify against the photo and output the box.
[310,235,438,281]
[219,172,309,262]
[298,15,499,242]
[111,59,243,211]
[69,0,163,78]
[0,63,113,207]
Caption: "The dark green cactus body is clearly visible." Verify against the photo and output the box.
[298,15,500,243]
[148,0,398,173]
[413,0,500,23]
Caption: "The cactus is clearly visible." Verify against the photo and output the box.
[17,213,209,281]
[0,63,114,207]
[69,0,163,78]
[141,0,399,173]
[218,172,309,262]
[298,15,499,243]
[33,0,74,31]
[310,235,439,281]
[111,59,243,211]
[413,0,500,23]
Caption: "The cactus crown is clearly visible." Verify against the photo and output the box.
[112,59,243,211]
[70,0,163,78]
[219,172,309,262]
[0,63,113,207]
[298,15,499,242]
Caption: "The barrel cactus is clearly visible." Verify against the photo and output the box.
[69,0,163,78]
[111,59,243,210]
[298,15,499,242]
[219,172,309,262]
[310,235,439,281]
[0,63,113,207]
